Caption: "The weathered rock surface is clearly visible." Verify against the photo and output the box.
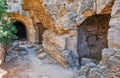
[108,0,120,48]
[7,0,115,68]
[4,0,120,78]
[79,48,120,78]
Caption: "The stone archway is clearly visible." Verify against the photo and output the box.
[77,14,111,64]
[14,21,27,40]
[11,14,36,43]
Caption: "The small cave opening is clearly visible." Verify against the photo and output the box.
[77,14,111,65]
[14,21,27,40]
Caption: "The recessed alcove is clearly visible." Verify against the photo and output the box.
[77,14,111,63]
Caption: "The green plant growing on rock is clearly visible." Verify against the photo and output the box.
[0,18,17,44]
[0,0,17,45]
[0,0,17,64]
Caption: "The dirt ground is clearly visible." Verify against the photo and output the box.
[1,43,78,78]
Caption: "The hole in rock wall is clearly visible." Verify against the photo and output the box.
[77,14,111,64]
[14,21,27,40]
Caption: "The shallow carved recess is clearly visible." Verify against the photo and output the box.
[35,23,46,44]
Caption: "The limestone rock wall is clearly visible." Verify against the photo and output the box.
[80,0,120,78]
[2,0,120,77]
[7,0,26,15]
[22,0,54,29]
[88,48,120,78]
[22,0,114,32]
[108,0,120,48]
[19,0,115,67]
[43,30,79,67]
[1,0,120,77]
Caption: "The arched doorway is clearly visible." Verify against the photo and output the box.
[77,14,111,64]
[35,23,45,44]
[14,21,27,40]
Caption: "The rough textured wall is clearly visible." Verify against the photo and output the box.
[43,29,79,67]
[20,0,115,67]
[82,0,120,78]
[3,0,120,77]
[22,0,54,29]
[22,0,114,32]
[108,0,120,48]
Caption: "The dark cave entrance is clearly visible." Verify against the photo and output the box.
[14,21,27,40]
[77,14,111,64]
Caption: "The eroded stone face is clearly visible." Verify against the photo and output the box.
[42,30,69,66]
